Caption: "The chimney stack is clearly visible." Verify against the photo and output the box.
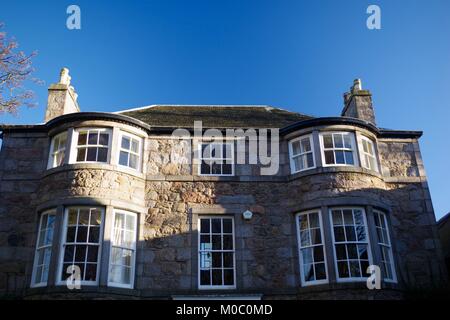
[44,68,80,122]
[341,78,376,126]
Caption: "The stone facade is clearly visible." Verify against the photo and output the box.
[0,74,447,299]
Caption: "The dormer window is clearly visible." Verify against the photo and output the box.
[320,132,357,167]
[48,131,68,169]
[73,128,111,163]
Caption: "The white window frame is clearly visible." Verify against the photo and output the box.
[320,132,359,167]
[57,207,105,286]
[198,216,236,290]
[289,134,316,174]
[295,209,328,286]
[47,131,68,169]
[108,209,138,289]
[198,142,235,176]
[31,209,57,288]
[329,207,373,283]
[373,210,397,283]
[116,131,142,172]
[360,136,379,172]
[69,128,112,164]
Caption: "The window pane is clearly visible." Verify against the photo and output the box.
[222,219,232,233]
[76,148,86,162]
[129,154,138,169]
[338,261,349,278]
[131,139,139,153]
[310,228,322,244]
[212,269,222,286]
[85,264,98,281]
[301,138,311,152]
[324,150,334,164]
[332,211,343,225]
[336,244,347,260]
[64,245,75,262]
[88,132,98,145]
[292,141,301,155]
[333,226,345,242]
[334,134,343,148]
[211,219,221,233]
[323,135,333,148]
[78,133,87,145]
[201,162,210,175]
[306,153,314,168]
[335,150,345,164]
[302,248,313,265]
[300,230,311,246]
[304,264,314,281]
[200,219,210,233]
[344,134,352,148]
[121,136,130,150]
[89,226,100,243]
[313,246,324,262]
[99,133,109,146]
[222,164,232,175]
[315,263,326,280]
[97,147,108,162]
[87,246,98,262]
[223,235,233,250]
[344,151,354,164]
[86,147,97,161]
[66,227,76,242]
[75,245,87,262]
[200,270,211,286]
[223,252,233,268]
[309,213,319,228]
[223,269,234,286]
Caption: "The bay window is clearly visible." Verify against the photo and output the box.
[289,135,315,173]
[198,217,235,289]
[48,132,67,169]
[296,210,328,286]
[31,210,56,287]
[320,132,357,166]
[330,208,371,281]
[108,210,137,288]
[59,207,104,285]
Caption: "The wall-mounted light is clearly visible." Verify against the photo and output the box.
[242,210,253,220]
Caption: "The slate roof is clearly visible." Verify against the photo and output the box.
[117,105,313,128]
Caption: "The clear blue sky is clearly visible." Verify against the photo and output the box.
[1,0,449,219]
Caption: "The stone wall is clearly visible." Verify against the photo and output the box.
[0,122,447,299]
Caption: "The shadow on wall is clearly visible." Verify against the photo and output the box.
[0,182,449,299]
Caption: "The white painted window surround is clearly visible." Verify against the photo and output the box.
[295,210,328,286]
[108,209,138,289]
[47,132,68,169]
[31,210,56,287]
[289,135,316,173]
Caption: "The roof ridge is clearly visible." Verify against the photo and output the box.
[114,104,297,114]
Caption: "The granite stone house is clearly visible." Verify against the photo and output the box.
[0,69,447,299]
